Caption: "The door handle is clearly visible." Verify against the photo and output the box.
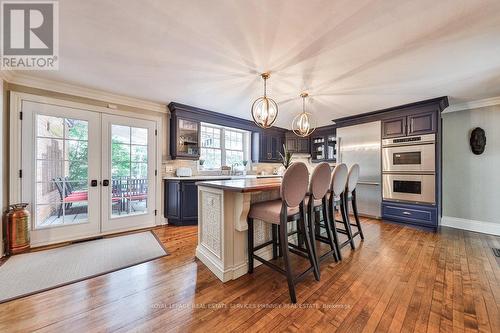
[102,179,110,186]
[90,180,98,187]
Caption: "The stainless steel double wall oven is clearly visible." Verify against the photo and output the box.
[382,134,436,204]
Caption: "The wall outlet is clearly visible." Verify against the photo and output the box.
[165,165,174,173]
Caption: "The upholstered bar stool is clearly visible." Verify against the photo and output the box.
[247,162,319,303]
[339,164,365,242]
[325,163,357,259]
[301,162,339,267]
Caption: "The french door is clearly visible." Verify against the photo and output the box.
[21,100,157,246]
[101,114,156,232]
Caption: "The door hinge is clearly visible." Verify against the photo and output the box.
[154,210,157,216]
[155,129,158,136]
[155,169,158,176]
[19,112,23,120]
[19,169,22,178]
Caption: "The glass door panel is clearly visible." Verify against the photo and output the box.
[35,115,90,227]
[110,125,148,217]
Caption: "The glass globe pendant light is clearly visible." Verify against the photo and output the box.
[251,72,278,129]
[292,92,316,137]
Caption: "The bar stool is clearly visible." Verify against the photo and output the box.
[341,164,364,241]
[303,162,339,266]
[328,163,356,259]
[247,162,319,303]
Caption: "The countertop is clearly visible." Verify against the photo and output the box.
[196,177,282,193]
[163,174,281,181]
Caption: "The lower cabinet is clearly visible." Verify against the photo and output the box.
[382,201,437,229]
[164,180,198,225]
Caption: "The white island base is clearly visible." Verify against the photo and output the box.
[196,183,282,282]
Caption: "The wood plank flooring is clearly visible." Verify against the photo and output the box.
[0,218,499,332]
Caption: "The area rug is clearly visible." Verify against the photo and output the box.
[0,231,168,303]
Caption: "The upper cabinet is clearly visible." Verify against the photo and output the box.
[285,132,310,154]
[407,111,436,136]
[310,126,336,162]
[252,129,286,163]
[171,114,200,160]
[382,111,436,139]
[381,117,407,138]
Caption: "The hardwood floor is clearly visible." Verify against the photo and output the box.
[1,218,499,332]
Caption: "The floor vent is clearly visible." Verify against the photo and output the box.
[493,248,500,258]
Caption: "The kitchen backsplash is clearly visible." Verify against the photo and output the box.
[162,153,323,177]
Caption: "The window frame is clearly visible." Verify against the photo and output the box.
[200,122,250,170]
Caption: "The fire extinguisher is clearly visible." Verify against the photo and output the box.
[3,203,31,256]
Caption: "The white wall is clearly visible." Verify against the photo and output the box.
[442,104,500,235]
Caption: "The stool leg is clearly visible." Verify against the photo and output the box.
[280,206,296,303]
[351,189,364,240]
[341,193,356,250]
[322,198,339,262]
[247,218,254,274]
[330,201,342,260]
[306,202,320,281]
[272,224,278,259]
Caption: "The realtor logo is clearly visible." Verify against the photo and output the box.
[1,1,59,70]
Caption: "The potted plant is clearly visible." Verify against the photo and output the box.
[279,144,293,169]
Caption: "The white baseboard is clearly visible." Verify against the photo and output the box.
[441,216,500,236]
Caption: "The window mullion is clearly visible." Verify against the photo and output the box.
[221,128,226,166]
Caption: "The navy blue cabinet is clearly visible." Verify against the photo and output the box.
[382,111,437,139]
[382,117,406,138]
[382,201,437,229]
[408,111,436,136]
[252,129,285,163]
[164,180,198,225]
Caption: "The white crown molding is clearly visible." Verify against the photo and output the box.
[0,70,15,82]
[441,216,500,236]
[443,96,500,114]
[3,72,167,113]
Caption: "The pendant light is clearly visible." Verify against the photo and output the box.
[251,72,278,129]
[292,92,316,137]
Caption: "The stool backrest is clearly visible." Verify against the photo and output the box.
[280,162,309,208]
[331,163,348,197]
[347,164,360,194]
[310,162,332,200]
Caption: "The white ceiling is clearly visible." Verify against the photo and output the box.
[16,0,500,127]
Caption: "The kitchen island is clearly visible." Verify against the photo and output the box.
[195,178,283,282]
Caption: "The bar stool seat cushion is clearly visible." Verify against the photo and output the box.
[248,200,300,224]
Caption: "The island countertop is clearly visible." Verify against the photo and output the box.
[196,177,281,193]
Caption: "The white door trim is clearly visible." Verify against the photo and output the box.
[10,92,163,246]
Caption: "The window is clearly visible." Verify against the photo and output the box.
[200,123,249,169]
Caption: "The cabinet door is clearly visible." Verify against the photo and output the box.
[260,134,271,161]
[165,181,181,219]
[382,117,406,138]
[297,138,310,153]
[408,111,436,136]
[286,137,297,152]
[270,135,283,161]
[181,181,198,220]
[175,117,200,159]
